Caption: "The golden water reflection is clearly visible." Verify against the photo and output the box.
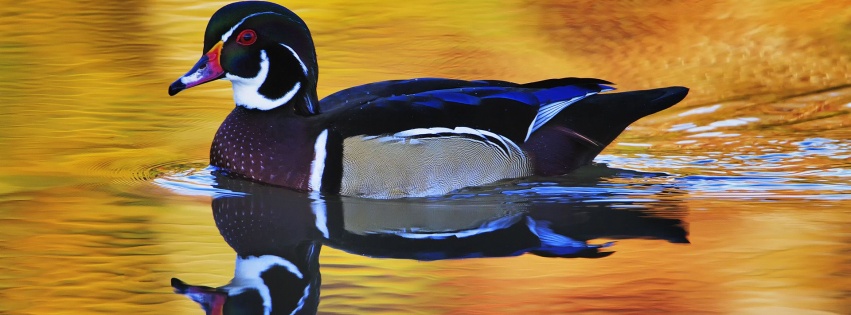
[0,0,849,314]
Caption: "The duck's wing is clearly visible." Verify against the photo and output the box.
[320,78,516,112]
[322,77,613,144]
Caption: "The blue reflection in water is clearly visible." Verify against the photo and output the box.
[679,175,851,200]
[594,137,851,200]
[154,165,244,197]
[601,137,850,172]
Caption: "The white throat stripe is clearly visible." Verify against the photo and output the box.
[226,50,302,110]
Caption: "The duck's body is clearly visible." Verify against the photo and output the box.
[170,1,689,198]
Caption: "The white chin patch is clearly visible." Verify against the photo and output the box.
[227,50,301,111]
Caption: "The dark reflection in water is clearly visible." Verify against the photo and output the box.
[172,166,688,315]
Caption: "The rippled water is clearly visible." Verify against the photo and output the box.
[1,1,850,314]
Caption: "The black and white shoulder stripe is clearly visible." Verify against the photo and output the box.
[363,126,523,158]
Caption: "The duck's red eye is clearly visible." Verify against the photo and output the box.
[236,29,257,46]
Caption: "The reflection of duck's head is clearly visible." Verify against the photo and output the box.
[172,243,320,315]
[173,176,323,315]
[171,246,319,315]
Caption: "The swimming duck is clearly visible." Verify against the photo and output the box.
[168,1,688,198]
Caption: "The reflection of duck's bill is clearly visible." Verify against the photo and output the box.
[172,278,227,315]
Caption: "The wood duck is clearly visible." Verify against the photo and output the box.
[168,1,689,198]
[172,169,688,314]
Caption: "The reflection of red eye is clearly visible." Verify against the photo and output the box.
[236,29,257,46]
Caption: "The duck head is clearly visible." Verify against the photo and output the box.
[169,1,319,115]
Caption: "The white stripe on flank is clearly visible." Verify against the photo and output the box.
[385,126,518,150]
[393,127,453,138]
[475,128,514,150]
[309,129,328,192]
[221,11,285,42]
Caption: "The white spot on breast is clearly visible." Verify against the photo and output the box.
[308,129,329,192]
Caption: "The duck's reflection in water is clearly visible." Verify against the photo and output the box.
[173,166,688,315]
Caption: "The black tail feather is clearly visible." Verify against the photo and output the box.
[564,86,688,145]
[522,86,688,175]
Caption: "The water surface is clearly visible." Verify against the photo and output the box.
[1,1,849,314]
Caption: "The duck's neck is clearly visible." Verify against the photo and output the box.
[210,106,319,190]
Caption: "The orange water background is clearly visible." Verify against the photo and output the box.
[0,0,849,314]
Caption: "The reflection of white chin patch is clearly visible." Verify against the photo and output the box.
[227,50,301,111]
[226,255,304,315]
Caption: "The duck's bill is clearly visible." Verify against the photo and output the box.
[171,277,226,315]
[169,41,225,96]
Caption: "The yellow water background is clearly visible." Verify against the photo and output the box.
[1,0,850,314]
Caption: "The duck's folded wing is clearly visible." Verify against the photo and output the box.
[320,78,517,112]
[325,77,613,144]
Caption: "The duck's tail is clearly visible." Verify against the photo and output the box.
[521,86,688,175]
